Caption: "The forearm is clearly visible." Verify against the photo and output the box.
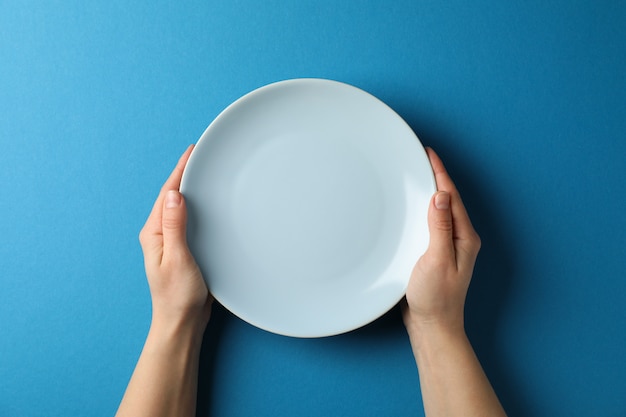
[408,324,506,417]
[116,319,205,417]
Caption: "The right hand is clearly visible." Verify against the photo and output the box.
[402,148,481,339]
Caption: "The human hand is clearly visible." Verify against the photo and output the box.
[403,149,506,417]
[403,148,481,339]
[116,146,211,417]
[139,145,212,333]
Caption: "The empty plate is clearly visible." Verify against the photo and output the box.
[180,78,435,337]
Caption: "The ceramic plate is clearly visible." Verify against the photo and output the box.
[180,79,435,337]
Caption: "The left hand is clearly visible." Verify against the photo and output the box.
[138,145,212,332]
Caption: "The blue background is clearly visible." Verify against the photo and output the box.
[1,1,625,416]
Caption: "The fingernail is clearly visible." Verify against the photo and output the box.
[434,192,450,210]
[165,190,181,208]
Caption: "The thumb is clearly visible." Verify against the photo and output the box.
[161,190,189,258]
[426,191,455,261]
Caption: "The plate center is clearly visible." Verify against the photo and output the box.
[233,132,384,286]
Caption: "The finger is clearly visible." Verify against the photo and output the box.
[142,145,195,240]
[161,144,194,195]
[425,148,477,241]
[426,191,455,263]
[161,190,190,262]
[426,147,480,266]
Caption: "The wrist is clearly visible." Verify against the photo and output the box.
[405,316,467,354]
[149,313,208,350]
[150,297,212,338]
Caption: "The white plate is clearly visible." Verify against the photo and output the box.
[181,79,435,337]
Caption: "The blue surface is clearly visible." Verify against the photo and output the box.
[1,1,625,416]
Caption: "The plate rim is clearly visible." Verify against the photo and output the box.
[180,78,435,337]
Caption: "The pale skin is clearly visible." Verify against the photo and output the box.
[116,145,212,417]
[403,148,506,417]
[116,145,506,417]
